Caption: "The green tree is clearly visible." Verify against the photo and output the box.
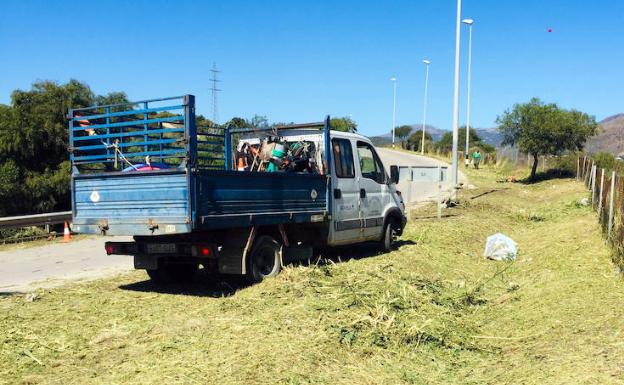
[330,117,357,133]
[407,130,432,152]
[497,98,598,180]
[436,128,484,153]
[394,125,412,147]
[0,80,127,215]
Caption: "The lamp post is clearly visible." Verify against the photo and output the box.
[450,0,462,197]
[462,18,474,167]
[421,59,430,155]
[391,77,397,146]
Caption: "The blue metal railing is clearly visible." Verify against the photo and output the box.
[68,95,225,172]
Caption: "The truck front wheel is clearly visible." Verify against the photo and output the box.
[380,218,398,252]
[147,262,199,284]
[247,235,282,283]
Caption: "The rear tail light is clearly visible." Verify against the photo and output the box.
[105,243,115,255]
[192,244,213,257]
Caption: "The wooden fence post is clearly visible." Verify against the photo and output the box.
[608,171,616,236]
[576,157,580,180]
[591,165,597,207]
[598,168,605,219]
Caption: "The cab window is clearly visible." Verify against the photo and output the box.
[332,138,355,178]
[357,141,385,184]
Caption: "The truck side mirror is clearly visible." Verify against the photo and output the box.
[390,165,399,184]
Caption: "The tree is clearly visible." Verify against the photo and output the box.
[0,80,127,215]
[497,98,597,180]
[436,128,485,153]
[330,117,357,133]
[226,117,248,129]
[394,125,412,147]
[407,130,432,152]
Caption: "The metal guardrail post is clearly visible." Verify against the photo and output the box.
[608,171,616,236]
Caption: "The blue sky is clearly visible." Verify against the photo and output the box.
[1,0,623,136]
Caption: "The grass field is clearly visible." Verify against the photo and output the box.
[2,164,623,384]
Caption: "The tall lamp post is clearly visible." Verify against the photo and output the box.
[462,18,474,166]
[421,59,431,155]
[450,0,462,197]
[391,77,397,146]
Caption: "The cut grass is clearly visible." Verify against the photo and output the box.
[1,164,623,384]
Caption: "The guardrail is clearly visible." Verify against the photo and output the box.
[0,211,72,229]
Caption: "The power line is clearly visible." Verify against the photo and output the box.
[209,62,221,125]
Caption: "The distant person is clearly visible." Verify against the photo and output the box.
[472,150,482,169]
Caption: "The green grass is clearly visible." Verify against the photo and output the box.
[2,164,623,384]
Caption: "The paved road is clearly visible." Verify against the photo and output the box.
[0,150,463,293]
[377,148,466,205]
[0,237,133,293]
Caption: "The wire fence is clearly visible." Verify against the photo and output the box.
[578,156,624,270]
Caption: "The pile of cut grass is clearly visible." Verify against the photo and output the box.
[1,164,623,384]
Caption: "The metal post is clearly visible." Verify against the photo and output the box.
[407,167,413,209]
[450,0,462,197]
[421,61,430,155]
[608,171,616,236]
[437,165,442,219]
[464,21,473,162]
[391,78,397,146]
[598,168,605,219]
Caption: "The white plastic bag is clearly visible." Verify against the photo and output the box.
[484,233,517,261]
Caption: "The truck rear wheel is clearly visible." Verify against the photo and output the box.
[147,262,199,284]
[247,235,281,283]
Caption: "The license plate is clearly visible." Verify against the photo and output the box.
[146,243,177,254]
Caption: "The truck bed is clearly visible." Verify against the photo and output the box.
[72,170,328,236]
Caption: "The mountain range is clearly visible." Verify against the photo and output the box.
[369,124,503,147]
[586,114,624,155]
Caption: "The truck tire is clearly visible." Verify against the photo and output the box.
[147,262,199,284]
[247,235,282,283]
[380,218,397,252]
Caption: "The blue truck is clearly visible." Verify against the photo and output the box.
[69,95,406,283]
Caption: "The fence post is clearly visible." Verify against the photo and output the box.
[582,156,587,180]
[598,168,605,219]
[608,171,616,236]
[591,165,597,207]
[576,157,580,180]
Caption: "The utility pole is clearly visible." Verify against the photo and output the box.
[462,18,474,166]
[391,77,397,147]
[210,63,221,125]
[450,0,462,197]
[421,60,430,155]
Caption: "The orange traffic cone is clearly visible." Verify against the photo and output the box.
[62,222,72,242]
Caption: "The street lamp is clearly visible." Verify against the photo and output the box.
[421,59,431,155]
[450,0,462,197]
[462,18,474,167]
[391,77,397,146]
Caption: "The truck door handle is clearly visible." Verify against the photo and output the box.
[360,189,366,198]
[333,188,342,199]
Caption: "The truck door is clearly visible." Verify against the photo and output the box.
[356,141,387,240]
[330,137,361,244]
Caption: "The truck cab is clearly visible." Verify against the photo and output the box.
[327,131,406,247]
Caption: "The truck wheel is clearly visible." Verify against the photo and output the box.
[247,235,282,283]
[380,219,397,252]
[147,262,199,284]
